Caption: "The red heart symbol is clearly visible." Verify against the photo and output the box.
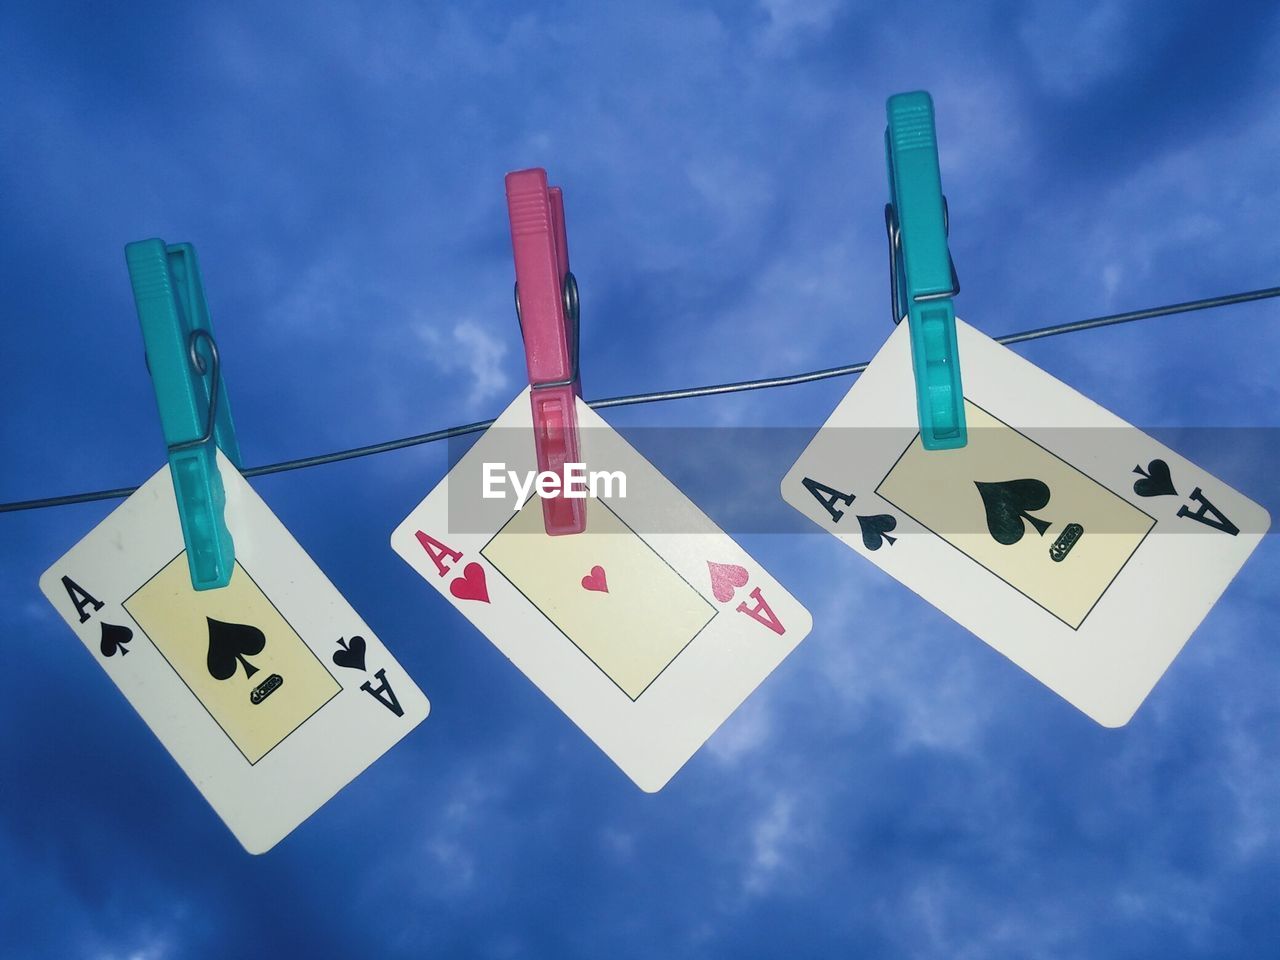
[581,565,609,593]
[450,562,490,604]
[707,561,749,603]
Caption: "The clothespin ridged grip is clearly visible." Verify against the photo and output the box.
[126,239,241,589]
[506,168,586,536]
[886,91,967,450]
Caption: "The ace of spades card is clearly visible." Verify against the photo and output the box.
[40,451,429,853]
[783,319,1269,726]
[391,389,811,791]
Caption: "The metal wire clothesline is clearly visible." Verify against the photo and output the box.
[1,284,1276,515]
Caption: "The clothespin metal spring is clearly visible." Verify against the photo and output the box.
[514,272,580,391]
[166,329,223,453]
[885,197,960,327]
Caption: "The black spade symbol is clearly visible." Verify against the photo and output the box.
[856,514,898,551]
[206,617,267,681]
[333,635,367,671]
[1133,459,1177,498]
[975,479,1053,545]
[99,622,133,658]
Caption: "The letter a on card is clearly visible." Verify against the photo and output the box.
[415,531,464,578]
[735,587,786,636]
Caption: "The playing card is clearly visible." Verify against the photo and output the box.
[40,452,429,853]
[783,319,1269,726]
[391,389,811,791]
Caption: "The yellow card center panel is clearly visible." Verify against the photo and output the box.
[481,496,717,700]
[876,402,1155,629]
[124,557,340,764]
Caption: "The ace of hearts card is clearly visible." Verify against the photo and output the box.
[391,389,812,791]
[783,318,1269,726]
[40,451,429,853]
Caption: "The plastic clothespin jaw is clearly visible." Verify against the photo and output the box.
[885,90,967,450]
[506,168,586,536]
[125,239,242,590]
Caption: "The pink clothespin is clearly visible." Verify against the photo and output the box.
[506,168,586,536]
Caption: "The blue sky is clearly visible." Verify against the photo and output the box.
[2,1,1278,957]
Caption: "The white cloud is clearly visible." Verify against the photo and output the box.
[599,826,636,860]
[1017,0,1135,97]
[800,574,998,754]
[428,837,478,889]
[414,768,499,894]
[743,791,800,894]
[684,152,776,241]
[415,317,511,411]
[706,691,775,765]
[755,0,844,55]
[97,945,170,960]
[935,76,1033,208]
[452,320,512,408]
[90,924,177,960]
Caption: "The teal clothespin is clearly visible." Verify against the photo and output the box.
[885,91,967,450]
[125,239,242,590]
